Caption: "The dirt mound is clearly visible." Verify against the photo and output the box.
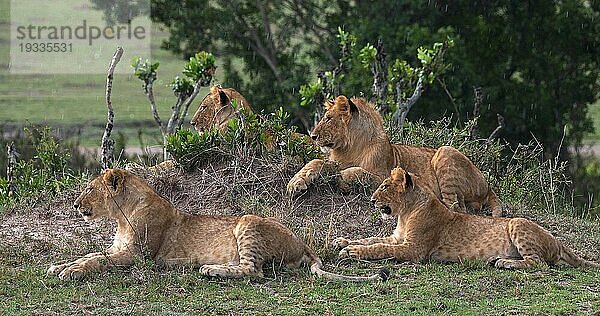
[144,156,395,252]
[2,154,598,266]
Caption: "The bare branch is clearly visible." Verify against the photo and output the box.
[101,47,123,169]
[257,0,278,61]
[371,38,388,114]
[393,69,425,128]
[437,77,461,126]
[144,80,166,136]
[177,73,214,130]
[225,3,281,81]
[487,114,505,143]
[177,91,197,130]
[286,0,336,64]
[469,86,483,138]
[166,96,183,135]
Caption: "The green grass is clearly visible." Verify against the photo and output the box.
[0,1,214,147]
[1,248,599,315]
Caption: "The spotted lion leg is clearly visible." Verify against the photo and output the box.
[494,218,560,269]
[200,260,264,278]
[494,256,543,269]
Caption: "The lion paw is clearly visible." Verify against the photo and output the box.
[58,264,86,281]
[287,175,308,196]
[200,264,223,277]
[339,245,363,259]
[494,258,521,269]
[47,263,67,276]
[332,237,350,249]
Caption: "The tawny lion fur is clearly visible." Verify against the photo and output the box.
[190,84,252,132]
[47,169,384,282]
[287,95,502,217]
[335,167,599,269]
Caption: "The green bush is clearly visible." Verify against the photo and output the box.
[166,106,321,170]
[0,126,81,210]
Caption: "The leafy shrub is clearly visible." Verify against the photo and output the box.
[0,126,81,209]
[166,106,321,170]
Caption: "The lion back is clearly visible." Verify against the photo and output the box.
[430,146,492,209]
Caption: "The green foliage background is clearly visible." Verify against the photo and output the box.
[143,0,599,157]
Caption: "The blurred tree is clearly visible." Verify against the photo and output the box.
[95,0,599,158]
[150,0,350,130]
[341,0,599,159]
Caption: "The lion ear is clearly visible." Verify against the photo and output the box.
[103,169,125,192]
[218,90,230,107]
[210,85,229,108]
[405,170,413,190]
[324,99,334,110]
[390,168,409,190]
[348,98,359,114]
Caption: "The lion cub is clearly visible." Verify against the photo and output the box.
[47,169,385,282]
[287,96,502,217]
[335,167,599,269]
[190,84,252,133]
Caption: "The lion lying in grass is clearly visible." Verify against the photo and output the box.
[47,169,386,282]
[335,167,599,269]
[288,96,502,217]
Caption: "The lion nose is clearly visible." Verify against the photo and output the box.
[73,203,80,210]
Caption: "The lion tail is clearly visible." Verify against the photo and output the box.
[559,243,600,268]
[303,246,389,282]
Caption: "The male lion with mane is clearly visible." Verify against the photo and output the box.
[47,169,386,282]
[335,167,599,269]
[287,95,502,217]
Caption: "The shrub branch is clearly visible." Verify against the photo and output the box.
[102,47,123,169]
[371,38,388,114]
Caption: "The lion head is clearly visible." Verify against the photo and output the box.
[190,85,251,132]
[370,167,414,220]
[73,169,133,221]
[311,95,385,154]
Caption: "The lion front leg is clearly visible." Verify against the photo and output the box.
[55,249,136,281]
[332,236,401,249]
[339,167,374,183]
[47,252,104,277]
[337,167,378,191]
[287,159,339,195]
[339,243,426,262]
